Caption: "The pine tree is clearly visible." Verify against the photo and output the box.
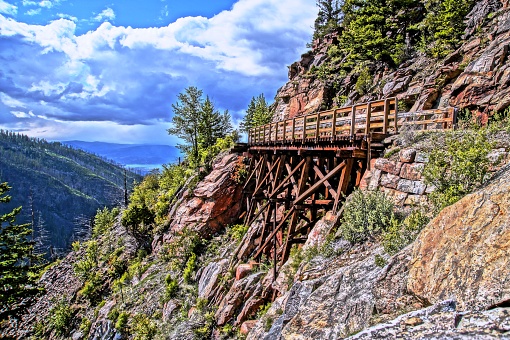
[240,94,273,133]
[0,182,41,321]
[168,87,232,160]
[168,86,203,160]
[198,96,232,150]
[314,0,343,40]
[420,0,476,58]
[340,0,421,67]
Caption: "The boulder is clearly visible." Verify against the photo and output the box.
[408,164,510,311]
[165,153,243,239]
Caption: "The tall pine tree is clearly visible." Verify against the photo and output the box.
[168,87,232,161]
[198,96,232,150]
[240,94,273,133]
[0,182,41,321]
[168,86,203,160]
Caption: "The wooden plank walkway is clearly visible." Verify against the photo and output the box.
[248,98,457,146]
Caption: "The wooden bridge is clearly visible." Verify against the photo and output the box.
[237,98,456,277]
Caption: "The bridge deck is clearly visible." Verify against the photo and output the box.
[248,97,456,147]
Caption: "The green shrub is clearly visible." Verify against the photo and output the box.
[423,130,494,212]
[355,66,372,95]
[73,240,99,280]
[130,313,157,340]
[115,311,129,333]
[48,297,73,337]
[339,189,395,244]
[163,274,179,301]
[93,207,120,237]
[79,317,92,336]
[382,209,429,255]
[183,252,197,284]
[78,273,102,303]
[374,254,387,267]
[228,224,249,242]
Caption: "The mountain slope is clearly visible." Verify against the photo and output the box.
[0,131,142,253]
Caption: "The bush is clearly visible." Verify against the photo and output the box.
[227,224,249,242]
[48,297,73,337]
[183,252,197,284]
[339,189,395,244]
[115,311,129,333]
[423,130,494,212]
[93,206,120,237]
[163,274,179,301]
[382,209,429,255]
[130,313,157,340]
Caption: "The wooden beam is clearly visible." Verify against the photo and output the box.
[253,207,295,259]
[269,158,305,199]
[333,158,353,211]
[294,160,346,205]
[246,200,271,227]
[313,165,337,198]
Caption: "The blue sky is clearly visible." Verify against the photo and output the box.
[0,0,316,145]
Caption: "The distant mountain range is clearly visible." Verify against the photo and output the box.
[63,141,183,173]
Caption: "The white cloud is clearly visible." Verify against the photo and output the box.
[11,110,35,118]
[0,0,17,16]
[38,0,52,8]
[0,0,316,143]
[1,93,26,108]
[22,0,37,6]
[57,13,77,22]
[25,8,41,15]
[93,7,115,22]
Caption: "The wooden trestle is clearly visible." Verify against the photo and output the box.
[239,97,457,277]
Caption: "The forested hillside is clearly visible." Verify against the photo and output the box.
[0,130,142,254]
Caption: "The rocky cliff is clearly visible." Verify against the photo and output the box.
[3,1,510,339]
[273,0,510,124]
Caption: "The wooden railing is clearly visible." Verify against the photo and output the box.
[248,98,456,145]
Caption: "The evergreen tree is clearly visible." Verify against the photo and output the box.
[198,96,232,150]
[168,87,232,160]
[420,0,476,58]
[314,0,343,40]
[340,0,421,67]
[168,86,203,160]
[0,182,41,321]
[240,94,273,133]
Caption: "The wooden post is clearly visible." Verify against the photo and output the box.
[315,113,320,141]
[292,118,296,142]
[350,105,356,137]
[383,98,389,134]
[394,97,399,133]
[332,109,337,140]
[365,102,372,134]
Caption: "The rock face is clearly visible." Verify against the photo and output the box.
[351,300,510,339]
[273,0,510,122]
[408,164,510,311]
[164,152,243,240]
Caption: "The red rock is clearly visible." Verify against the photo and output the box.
[400,163,424,180]
[374,158,402,175]
[399,149,416,163]
[236,264,253,281]
[240,320,258,335]
[380,173,400,189]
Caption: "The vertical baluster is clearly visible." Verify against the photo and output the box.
[365,102,372,134]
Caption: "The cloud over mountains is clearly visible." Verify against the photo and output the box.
[0,0,315,144]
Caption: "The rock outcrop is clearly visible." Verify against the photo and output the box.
[273,0,510,123]
[408,163,510,311]
[163,152,243,240]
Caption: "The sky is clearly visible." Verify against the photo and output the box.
[0,0,316,145]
